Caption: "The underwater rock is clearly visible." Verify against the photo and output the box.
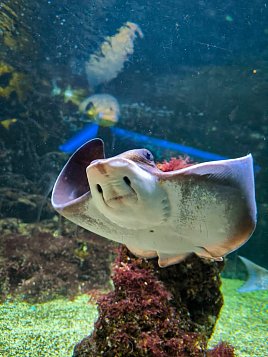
[0,187,54,222]
[73,246,226,357]
[0,169,61,222]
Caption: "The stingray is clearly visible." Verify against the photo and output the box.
[51,138,257,267]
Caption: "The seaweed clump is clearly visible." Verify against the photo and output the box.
[157,156,194,171]
[73,246,233,357]
[0,61,27,102]
[207,342,235,357]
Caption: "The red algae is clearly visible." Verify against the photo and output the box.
[0,219,114,302]
[207,342,235,357]
[157,156,194,172]
[73,246,229,357]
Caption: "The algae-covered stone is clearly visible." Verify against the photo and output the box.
[73,246,225,357]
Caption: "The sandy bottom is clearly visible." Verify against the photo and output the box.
[0,279,267,356]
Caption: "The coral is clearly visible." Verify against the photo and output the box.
[73,246,226,357]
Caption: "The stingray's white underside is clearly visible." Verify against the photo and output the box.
[52,139,256,267]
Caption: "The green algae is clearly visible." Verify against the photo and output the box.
[0,295,98,357]
[208,278,268,357]
[0,279,267,357]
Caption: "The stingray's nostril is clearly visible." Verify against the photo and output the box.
[96,184,103,193]
[123,176,131,186]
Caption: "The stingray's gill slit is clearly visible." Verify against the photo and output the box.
[123,176,131,186]
[96,184,103,193]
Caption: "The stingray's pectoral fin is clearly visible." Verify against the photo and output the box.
[126,245,158,259]
[158,252,190,267]
[52,138,105,210]
[195,246,224,261]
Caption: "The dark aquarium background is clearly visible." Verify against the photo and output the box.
[0,0,267,302]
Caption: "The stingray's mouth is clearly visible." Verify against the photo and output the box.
[96,176,138,208]
[105,192,138,206]
[90,161,139,208]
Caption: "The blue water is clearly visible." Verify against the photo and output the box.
[0,1,267,355]
[1,0,267,268]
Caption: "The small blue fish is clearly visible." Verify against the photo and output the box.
[238,256,268,292]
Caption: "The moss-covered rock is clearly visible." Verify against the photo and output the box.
[73,246,232,357]
[0,218,115,302]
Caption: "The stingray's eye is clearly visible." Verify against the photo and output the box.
[143,150,154,161]
[85,101,94,111]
